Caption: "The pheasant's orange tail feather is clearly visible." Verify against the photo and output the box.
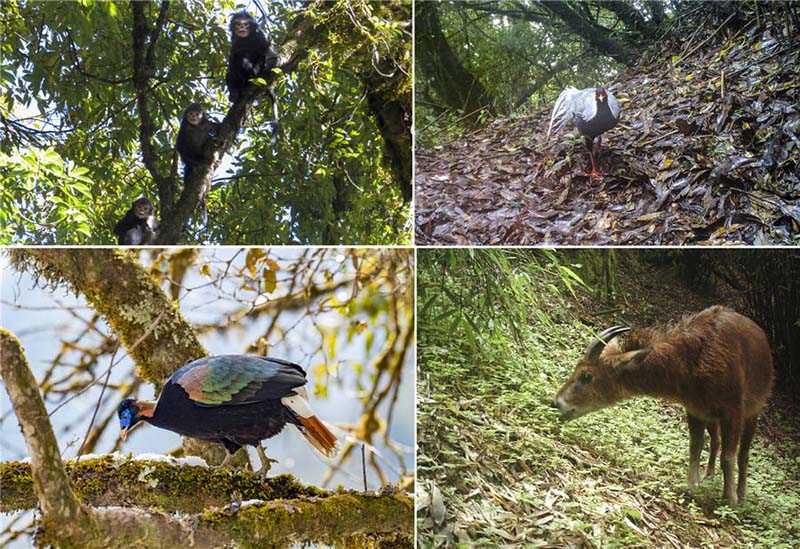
[297,415,338,456]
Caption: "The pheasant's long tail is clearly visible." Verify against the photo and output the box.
[546,87,577,142]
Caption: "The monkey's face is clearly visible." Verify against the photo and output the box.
[133,200,153,219]
[185,110,203,126]
[234,20,251,38]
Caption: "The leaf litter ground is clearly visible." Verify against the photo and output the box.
[416,16,800,245]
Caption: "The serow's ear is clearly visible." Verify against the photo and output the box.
[615,346,652,372]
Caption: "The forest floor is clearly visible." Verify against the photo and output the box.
[416,255,800,548]
[415,16,800,246]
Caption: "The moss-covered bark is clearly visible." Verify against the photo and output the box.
[200,491,413,548]
[0,459,413,547]
[1,457,326,513]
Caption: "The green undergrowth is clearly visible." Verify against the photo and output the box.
[418,287,800,547]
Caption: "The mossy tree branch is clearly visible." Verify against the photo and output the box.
[0,459,412,546]
[0,458,413,545]
[1,331,412,547]
[7,248,205,384]
[1,458,326,513]
[0,330,90,539]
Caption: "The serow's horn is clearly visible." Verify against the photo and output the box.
[584,325,631,362]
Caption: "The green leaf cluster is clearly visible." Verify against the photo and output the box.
[1,0,411,245]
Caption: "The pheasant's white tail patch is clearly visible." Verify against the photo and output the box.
[547,86,579,141]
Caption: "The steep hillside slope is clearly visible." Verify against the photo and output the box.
[416,9,800,245]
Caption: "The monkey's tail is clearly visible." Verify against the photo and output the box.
[268,87,279,147]
[269,120,278,147]
[199,197,208,226]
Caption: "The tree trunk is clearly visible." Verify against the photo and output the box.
[8,248,205,384]
[366,89,412,202]
[415,1,494,119]
[359,1,412,203]
[540,1,637,64]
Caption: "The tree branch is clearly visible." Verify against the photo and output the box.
[512,53,588,109]
[0,456,412,547]
[7,248,206,385]
[132,1,170,193]
[539,0,637,64]
[598,0,654,36]
[0,457,405,514]
[0,330,86,532]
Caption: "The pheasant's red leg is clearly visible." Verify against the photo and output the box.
[587,137,603,178]
[588,151,603,178]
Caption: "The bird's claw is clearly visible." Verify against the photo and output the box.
[258,460,278,482]
[256,445,278,480]
[587,170,604,178]
[259,458,279,480]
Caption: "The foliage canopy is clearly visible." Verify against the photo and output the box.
[0,0,412,245]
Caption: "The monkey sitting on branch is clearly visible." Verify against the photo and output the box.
[113,197,158,245]
[176,103,221,183]
[226,11,279,145]
[175,103,221,223]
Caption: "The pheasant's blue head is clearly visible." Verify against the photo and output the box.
[117,398,141,441]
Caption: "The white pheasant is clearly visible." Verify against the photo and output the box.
[546,86,621,178]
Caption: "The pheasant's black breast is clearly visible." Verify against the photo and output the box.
[149,381,297,448]
[575,100,618,139]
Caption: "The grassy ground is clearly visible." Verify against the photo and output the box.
[417,255,800,548]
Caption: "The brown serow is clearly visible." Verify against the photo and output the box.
[551,306,774,505]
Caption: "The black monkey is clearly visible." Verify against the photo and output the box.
[226,11,279,144]
[176,103,221,180]
[226,12,278,101]
[113,197,158,245]
[175,103,221,224]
